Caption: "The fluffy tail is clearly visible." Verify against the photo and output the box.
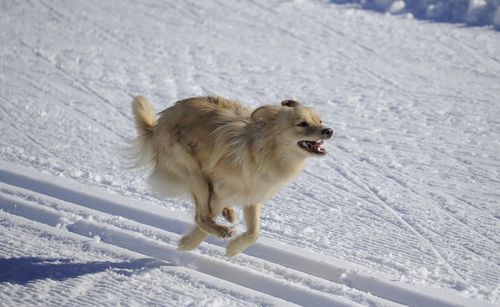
[130,96,157,168]
[132,95,157,137]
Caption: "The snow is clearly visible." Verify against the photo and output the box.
[1,0,499,306]
[338,0,500,29]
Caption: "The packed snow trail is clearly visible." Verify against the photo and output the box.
[0,163,493,307]
[1,0,499,305]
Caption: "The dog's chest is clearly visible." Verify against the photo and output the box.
[213,172,286,206]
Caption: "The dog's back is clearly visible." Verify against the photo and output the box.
[131,95,253,198]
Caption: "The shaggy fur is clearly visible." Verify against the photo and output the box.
[130,95,332,256]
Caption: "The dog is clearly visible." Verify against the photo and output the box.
[130,95,333,256]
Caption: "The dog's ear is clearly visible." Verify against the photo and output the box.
[281,99,301,108]
[251,105,280,122]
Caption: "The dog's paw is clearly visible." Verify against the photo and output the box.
[222,207,238,224]
[177,237,198,251]
[226,245,239,257]
[221,226,237,238]
[177,240,196,251]
[178,228,207,251]
[226,237,246,257]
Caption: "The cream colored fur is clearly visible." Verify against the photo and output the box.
[130,95,331,256]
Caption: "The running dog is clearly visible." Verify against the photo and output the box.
[130,95,333,256]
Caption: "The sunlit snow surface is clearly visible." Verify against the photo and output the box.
[0,0,499,306]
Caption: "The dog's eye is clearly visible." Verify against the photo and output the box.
[297,121,309,127]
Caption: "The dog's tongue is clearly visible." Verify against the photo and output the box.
[311,140,324,149]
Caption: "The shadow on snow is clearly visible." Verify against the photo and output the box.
[329,0,500,31]
[0,257,173,285]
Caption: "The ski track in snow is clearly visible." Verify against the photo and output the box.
[0,163,492,307]
[0,0,499,305]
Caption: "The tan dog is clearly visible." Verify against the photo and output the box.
[131,95,333,256]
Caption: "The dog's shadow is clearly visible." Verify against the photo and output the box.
[0,257,173,285]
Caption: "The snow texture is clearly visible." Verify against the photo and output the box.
[1,0,499,306]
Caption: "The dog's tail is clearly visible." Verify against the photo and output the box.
[129,96,157,168]
[132,95,157,137]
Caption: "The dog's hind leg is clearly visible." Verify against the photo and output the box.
[188,171,235,238]
[178,197,234,251]
[226,203,261,256]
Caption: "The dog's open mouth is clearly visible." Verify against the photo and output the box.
[298,140,326,155]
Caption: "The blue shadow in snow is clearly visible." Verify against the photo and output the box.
[329,0,499,31]
[0,257,173,285]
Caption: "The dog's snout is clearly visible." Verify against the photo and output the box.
[322,128,333,139]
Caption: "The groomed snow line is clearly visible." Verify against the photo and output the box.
[0,163,495,306]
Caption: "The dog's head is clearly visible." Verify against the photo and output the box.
[251,99,333,156]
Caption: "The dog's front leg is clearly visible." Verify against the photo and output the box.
[226,203,261,256]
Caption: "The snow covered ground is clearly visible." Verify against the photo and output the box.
[334,0,500,29]
[1,0,499,306]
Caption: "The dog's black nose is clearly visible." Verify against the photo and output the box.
[322,128,333,139]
